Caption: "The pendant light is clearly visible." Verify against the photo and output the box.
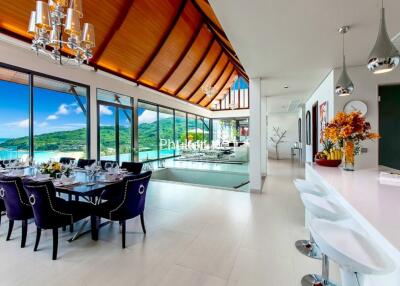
[367,0,400,74]
[335,26,354,97]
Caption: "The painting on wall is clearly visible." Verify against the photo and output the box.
[319,101,328,135]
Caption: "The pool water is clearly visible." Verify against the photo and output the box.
[152,168,249,191]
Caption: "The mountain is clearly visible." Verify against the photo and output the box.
[0,117,195,152]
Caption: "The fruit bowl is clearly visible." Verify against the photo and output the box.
[315,158,342,167]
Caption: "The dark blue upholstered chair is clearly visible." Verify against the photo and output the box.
[121,162,143,175]
[99,160,117,170]
[24,180,92,260]
[0,175,33,248]
[92,171,152,248]
[0,199,5,227]
[59,157,75,164]
[76,159,96,169]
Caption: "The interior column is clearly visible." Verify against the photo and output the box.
[249,78,262,192]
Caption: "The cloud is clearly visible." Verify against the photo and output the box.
[56,104,69,115]
[39,122,48,127]
[46,114,58,120]
[99,105,113,116]
[74,107,83,114]
[138,110,157,124]
[5,118,29,128]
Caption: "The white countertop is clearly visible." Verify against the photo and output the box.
[306,163,400,253]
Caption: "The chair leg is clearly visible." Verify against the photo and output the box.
[21,220,28,248]
[90,215,99,241]
[68,194,73,233]
[140,213,146,234]
[34,228,41,251]
[6,220,14,241]
[52,228,58,260]
[121,220,126,249]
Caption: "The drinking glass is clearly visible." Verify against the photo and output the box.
[105,162,112,173]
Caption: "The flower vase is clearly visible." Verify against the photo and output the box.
[343,140,355,171]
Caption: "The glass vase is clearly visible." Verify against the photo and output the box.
[343,140,355,171]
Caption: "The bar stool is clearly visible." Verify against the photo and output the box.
[293,179,328,260]
[307,218,395,286]
[299,193,351,286]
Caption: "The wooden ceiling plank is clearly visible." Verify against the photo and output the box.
[173,38,215,96]
[195,60,230,104]
[136,0,188,81]
[157,22,204,89]
[205,68,235,107]
[186,48,224,101]
[91,0,136,64]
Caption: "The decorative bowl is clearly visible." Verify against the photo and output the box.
[315,159,342,167]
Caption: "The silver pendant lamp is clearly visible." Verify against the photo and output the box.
[367,0,400,74]
[335,26,354,97]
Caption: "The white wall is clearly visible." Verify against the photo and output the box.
[249,78,262,191]
[334,65,400,169]
[0,36,212,158]
[267,112,299,159]
[305,70,335,162]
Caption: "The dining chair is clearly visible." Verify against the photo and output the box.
[100,160,117,170]
[0,199,5,228]
[91,171,152,248]
[24,180,92,260]
[59,157,75,164]
[0,175,34,248]
[77,159,96,169]
[121,162,143,175]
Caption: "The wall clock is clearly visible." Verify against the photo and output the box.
[343,100,368,117]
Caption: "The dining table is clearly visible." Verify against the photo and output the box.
[1,166,130,242]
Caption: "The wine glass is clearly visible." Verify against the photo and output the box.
[105,162,112,173]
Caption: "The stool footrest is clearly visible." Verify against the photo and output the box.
[295,240,322,260]
[301,274,337,286]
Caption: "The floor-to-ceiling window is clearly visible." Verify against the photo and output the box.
[0,66,30,161]
[187,113,197,147]
[138,101,158,161]
[159,107,174,158]
[196,116,204,146]
[97,89,133,163]
[175,110,187,155]
[0,64,90,163]
[33,76,88,163]
[204,117,210,146]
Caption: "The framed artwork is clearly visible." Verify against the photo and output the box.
[306,111,311,145]
[319,101,328,135]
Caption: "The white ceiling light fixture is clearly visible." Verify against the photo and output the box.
[201,83,216,98]
[367,0,400,74]
[28,0,95,66]
[335,25,354,97]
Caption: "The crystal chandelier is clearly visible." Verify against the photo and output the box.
[28,0,95,65]
[201,83,216,98]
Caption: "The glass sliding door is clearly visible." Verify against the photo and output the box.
[0,67,30,161]
[119,107,133,163]
[175,110,187,155]
[33,75,89,163]
[138,101,158,161]
[97,89,133,163]
[159,107,174,158]
[187,113,196,147]
[98,103,117,161]
[196,116,204,146]
[204,118,210,146]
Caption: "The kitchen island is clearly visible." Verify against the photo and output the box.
[305,163,400,285]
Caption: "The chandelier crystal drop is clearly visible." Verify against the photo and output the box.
[28,0,95,65]
[335,26,354,97]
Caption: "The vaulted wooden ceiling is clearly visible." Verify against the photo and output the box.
[0,0,248,109]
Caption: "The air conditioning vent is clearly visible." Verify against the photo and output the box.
[287,98,301,112]
[391,32,400,50]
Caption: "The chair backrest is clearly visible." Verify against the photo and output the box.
[0,175,32,220]
[59,157,75,164]
[108,171,152,220]
[100,160,117,170]
[121,162,143,175]
[0,159,16,168]
[77,159,96,168]
[0,199,5,212]
[23,180,73,229]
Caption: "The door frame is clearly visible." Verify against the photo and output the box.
[312,102,318,162]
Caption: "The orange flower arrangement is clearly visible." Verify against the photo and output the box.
[322,111,379,145]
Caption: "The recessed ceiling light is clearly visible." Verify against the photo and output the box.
[284,85,289,89]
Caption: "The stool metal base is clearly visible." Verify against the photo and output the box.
[301,274,337,286]
[295,240,322,260]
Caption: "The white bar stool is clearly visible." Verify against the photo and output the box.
[293,179,329,260]
[309,218,395,286]
[300,193,351,286]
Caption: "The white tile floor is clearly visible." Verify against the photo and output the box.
[0,159,340,286]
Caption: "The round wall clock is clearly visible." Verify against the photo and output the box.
[343,100,368,116]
